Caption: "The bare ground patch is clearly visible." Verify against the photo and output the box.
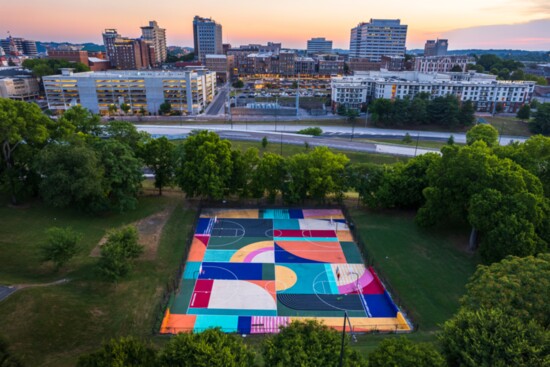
[90,205,176,260]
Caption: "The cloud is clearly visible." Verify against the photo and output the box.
[441,18,550,50]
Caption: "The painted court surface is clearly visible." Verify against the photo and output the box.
[160,209,411,334]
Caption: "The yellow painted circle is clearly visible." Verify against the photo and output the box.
[275,265,297,291]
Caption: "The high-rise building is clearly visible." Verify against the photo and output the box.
[103,29,156,69]
[22,40,37,57]
[349,19,407,62]
[193,16,223,62]
[307,37,332,55]
[424,39,448,56]
[141,20,167,64]
[102,29,121,65]
[0,36,37,57]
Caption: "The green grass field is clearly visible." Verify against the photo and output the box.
[0,191,478,364]
[348,209,479,353]
[228,139,408,165]
[484,115,532,137]
[0,193,196,366]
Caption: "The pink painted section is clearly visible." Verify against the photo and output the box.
[363,267,386,295]
[251,316,290,334]
[244,247,272,262]
[338,269,374,294]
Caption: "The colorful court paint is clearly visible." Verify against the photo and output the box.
[160,208,412,334]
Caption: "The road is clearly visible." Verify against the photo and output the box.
[205,84,229,116]
[138,125,440,157]
[0,286,16,302]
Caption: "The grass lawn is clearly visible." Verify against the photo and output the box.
[348,209,479,353]
[0,193,196,366]
[348,137,452,150]
[484,115,532,137]
[229,139,408,165]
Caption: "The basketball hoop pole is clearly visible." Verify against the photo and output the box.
[339,311,348,367]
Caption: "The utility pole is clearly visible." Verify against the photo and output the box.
[414,133,420,157]
[339,311,348,367]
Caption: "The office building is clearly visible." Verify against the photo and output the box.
[141,20,167,64]
[43,69,216,115]
[193,16,223,62]
[350,19,407,62]
[331,70,535,112]
[414,55,475,73]
[424,39,448,56]
[205,54,234,82]
[307,37,332,55]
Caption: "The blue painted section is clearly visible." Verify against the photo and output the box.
[183,262,202,279]
[274,237,338,242]
[288,209,304,219]
[262,209,290,219]
[274,243,321,264]
[196,218,212,235]
[198,262,263,280]
[277,263,329,294]
[203,250,236,262]
[273,219,300,230]
[324,264,339,294]
[238,316,252,334]
[363,292,399,317]
[194,315,239,332]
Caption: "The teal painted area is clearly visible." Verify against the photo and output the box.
[194,315,239,332]
[171,279,197,314]
[276,300,367,317]
[262,209,290,219]
[188,308,277,316]
[262,263,275,280]
[274,237,338,242]
[341,242,364,263]
[324,264,339,294]
[277,263,329,294]
[273,219,300,230]
[203,249,236,262]
[183,262,201,279]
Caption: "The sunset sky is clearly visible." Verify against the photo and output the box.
[3,0,550,50]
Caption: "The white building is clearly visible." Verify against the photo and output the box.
[307,37,333,55]
[141,20,167,64]
[0,75,40,100]
[331,71,535,113]
[414,55,475,73]
[43,69,216,115]
[193,16,223,63]
[350,19,407,62]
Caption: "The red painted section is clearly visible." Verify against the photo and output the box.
[362,267,385,294]
[195,235,210,246]
[189,279,213,308]
[277,230,337,238]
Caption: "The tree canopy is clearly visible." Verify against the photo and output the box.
[368,337,445,367]
[262,320,367,367]
[76,337,156,367]
[466,124,498,147]
[530,102,550,135]
[142,137,176,196]
[98,226,143,282]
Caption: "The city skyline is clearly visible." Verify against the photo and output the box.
[3,0,550,50]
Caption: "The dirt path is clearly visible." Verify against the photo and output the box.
[0,278,70,302]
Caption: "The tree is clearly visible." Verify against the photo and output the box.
[466,124,499,147]
[158,328,255,367]
[530,103,550,135]
[261,136,268,149]
[262,320,367,367]
[107,104,118,117]
[447,135,455,145]
[0,337,23,367]
[232,79,244,89]
[461,253,550,328]
[428,95,460,126]
[142,137,175,195]
[40,227,82,272]
[346,108,359,124]
[176,131,233,199]
[252,152,286,202]
[495,103,504,113]
[439,308,549,367]
[402,133,413,143]
[458,100,475,126]
[60,105,102,137]
[120,103,131,117]
[98,226,143,282]
[516,104,531,121]
[94,139,143,212]
[76,337,156,367]
[0,99,50,204]
[296,127,323,136]
[228,148,260,198]
[450,64,463,72]
[408,96,429,124]
[368,337,445,367]
[159,101,172,115]
[36,143,105,212]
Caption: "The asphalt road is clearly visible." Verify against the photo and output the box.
[205,87,229,116]
[0,286,16,302]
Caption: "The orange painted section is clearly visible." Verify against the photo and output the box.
[188,237,206,262]
[277,241,346,263]
[161,314,197,334]
[246,280,277,301]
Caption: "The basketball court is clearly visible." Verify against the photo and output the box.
[160,208,411,334]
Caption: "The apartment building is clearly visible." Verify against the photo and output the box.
[141,20,167,64]
[350,19,408,62]
[414,55,475,73]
